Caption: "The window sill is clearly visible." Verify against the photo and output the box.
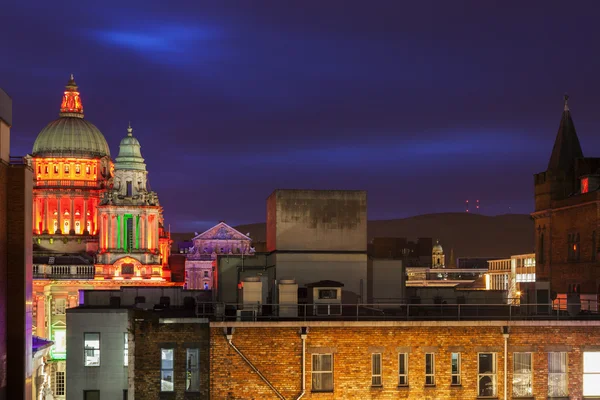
[311,390,334,393]
[450,384,462,387]
[371,385,383,389]
[424,385,436,388]
[397,385,409,389]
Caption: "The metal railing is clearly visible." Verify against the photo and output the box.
[195,301,600,322]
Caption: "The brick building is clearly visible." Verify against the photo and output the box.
[533,96,600,308]
[0,86,33,400]
[211,320,600,399]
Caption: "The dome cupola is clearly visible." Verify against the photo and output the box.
[114,123,146,171]
[32,75,110,158]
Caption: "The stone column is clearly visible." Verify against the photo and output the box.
[140,215,145,250]
[57,197,62,234]
[70,197,75,234]
[120,213,125,250]
[106,213,112,250]
[43,197,49,233]
[133,215,138,250]
[32,197,37,233]
[83,197,88,234]
[36,295,45,338]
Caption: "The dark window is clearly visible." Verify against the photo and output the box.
[160,296,171,306]
[121,264,134,275]
[539,232,545,264]
[318,289,337,300]
[84,390,100,400]
[123,390,128,400]
[126,218,134,252]
[126,181,132,197]
[134,296,146,304]
[109,297,121,307]
[593,231,597,262]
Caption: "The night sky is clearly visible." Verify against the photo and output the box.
[2,1,600,232]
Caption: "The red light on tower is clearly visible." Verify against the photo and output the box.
[476,199,480,211]
[465,200,469,213]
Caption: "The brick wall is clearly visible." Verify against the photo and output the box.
[210,321,600,399]
[133,313,210,400]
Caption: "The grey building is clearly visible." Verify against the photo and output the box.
[66,309,129,400]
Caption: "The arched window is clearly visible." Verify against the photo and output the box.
[86,165,90,174]
[54,165,59,174]
[64,164,70,174]
[75,221,81,234]
[75,164,81,174]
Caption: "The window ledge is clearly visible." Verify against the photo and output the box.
[397,385,409,389]
[450,384,462,387]
[424,385,436,388]
[371,385,383,389]
[311,390,334,393]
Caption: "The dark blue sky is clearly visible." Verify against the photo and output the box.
[2,1,600,231]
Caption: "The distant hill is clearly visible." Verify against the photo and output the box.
[173,213,534,259]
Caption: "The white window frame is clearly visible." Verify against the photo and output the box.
[478,353,497,397]
[583,352,600,397]
[84,333,100,367]
[161,348,174,392]
[398,353,408,386]
[513,352,533,397]
[371,353,382,386]
[123,333,128,366]
[312,353,333,392]
[54,370,65,396]
[451,352,461,385]
[425,353,435,386]
[548,352,568,398]
[186,348,200,392]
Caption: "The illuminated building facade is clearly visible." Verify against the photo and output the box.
[96,124,170,280]
[27,76,177,399]
[185,222,253,290]
[432,240,445,268]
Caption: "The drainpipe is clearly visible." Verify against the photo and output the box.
[502,326,509,400]
[225,328,286,400]
[296,327,308,400]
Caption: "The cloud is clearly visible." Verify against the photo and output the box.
[89,23,221,63]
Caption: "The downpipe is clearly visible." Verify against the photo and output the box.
[503,326,509,400]
[296,327,308,400]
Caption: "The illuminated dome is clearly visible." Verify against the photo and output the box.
[31,75,110,158]
[432,240,443,254]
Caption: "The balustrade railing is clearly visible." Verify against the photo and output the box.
[35,180,102,188]
[33,265,95,279]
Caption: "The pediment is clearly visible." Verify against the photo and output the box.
[51,320,67,328]
[192,222,251,242]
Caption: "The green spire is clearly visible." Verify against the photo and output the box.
[114,123,146,171]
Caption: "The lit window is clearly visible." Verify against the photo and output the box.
[86,165,90,174]
[548,352,568,397]
[54,371,65,396]
[425,353,435,385]
[75,220,81,234]
[584,352,600,396]
[52,329,66,358]
[582,177,589,193]
[186,348,200,392]
[84,333,100,366]
[54,165,59,174]
[45,166,48,174]
[76,164,81,174]
[318,289,337,300]
[451,352,461,385]
[65,164,70,174]
[398,353,408,386]
[312,354,333,392]
[54,298,66,315]
[203,271,209,278]
[161,348,174,392]
[372,353,382,386]
[124,333,128,366]
[513,353,532,397]
[478,353,497,397]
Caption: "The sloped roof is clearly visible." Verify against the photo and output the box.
[547,98,583,173]
[192,222,251,241]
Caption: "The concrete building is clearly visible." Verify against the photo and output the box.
[533,96,600,310]
[267,189,368,302]
[66,309,129,400]
[0,86,34,400]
